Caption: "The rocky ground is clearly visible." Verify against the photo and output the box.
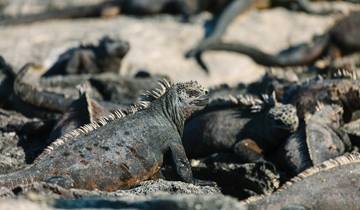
[0,1,359,210]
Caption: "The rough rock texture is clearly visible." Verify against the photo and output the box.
[0,194,245,210]
[0,132,25,174]
[11,179,220,199]
[192,154,280,199]
[2,5,358,86]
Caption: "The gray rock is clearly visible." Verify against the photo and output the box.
[0,132,25,174]
[12,179,220,199]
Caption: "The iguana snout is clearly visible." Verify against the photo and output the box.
[100,36,130,58]
[174,81,209,118]
[267,104,299,133]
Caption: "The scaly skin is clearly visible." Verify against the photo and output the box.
[282,77,360,119]
[277,103,351,175]
[244,153,360,210]
[183,93,298,162]
[0,80,209,191]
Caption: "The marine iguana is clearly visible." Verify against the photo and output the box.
[276,103,351,175]
[0,80,209,191]
[14,62,168,113]
[243,152,360,210]
[281,75,360,120]
[183,93,298,162]
[0,57,61,119]
[188,10,360,72]
[14,63,81,113]
[43,36,129,77]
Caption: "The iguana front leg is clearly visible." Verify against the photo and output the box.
[168,142,193,183]
[233,139,264,163]
[186,0,254,73]
[66,50,100,75]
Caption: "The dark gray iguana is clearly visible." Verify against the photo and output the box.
[282,76,360,120]
[276,103,351,175]
[43,36,130,77]
[188,10,360,72]
[183,93,299,162]
[0,80,209,191]
[13,62,168,114]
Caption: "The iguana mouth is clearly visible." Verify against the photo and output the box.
[191,96,209,106]
[272,124,296,132]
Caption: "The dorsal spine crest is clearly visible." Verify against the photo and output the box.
[36,79,172,162]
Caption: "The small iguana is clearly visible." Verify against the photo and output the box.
[43,36,129,77]
[0,80,209,191]
[243,152,360,210]
[183,93,298,162]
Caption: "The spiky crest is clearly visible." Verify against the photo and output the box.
[35,79,172,162]
[279,152,360,190]
[331,68,357,80]
[206,93,267,113]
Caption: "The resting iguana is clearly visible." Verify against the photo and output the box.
[43,36,129,77]
[276,103,351,175]
[0,80,209,191]
[183,93,298,162]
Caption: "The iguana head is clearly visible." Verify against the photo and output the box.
[99,36,130,59]
[172,81,209,119]
[144,80,208,132]
[267,104,299,133]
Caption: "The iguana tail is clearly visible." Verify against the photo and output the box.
[14,63,75,113]
[193,34,330,71]
[0,167,41,189]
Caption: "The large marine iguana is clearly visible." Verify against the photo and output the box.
[0,80,209,191]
